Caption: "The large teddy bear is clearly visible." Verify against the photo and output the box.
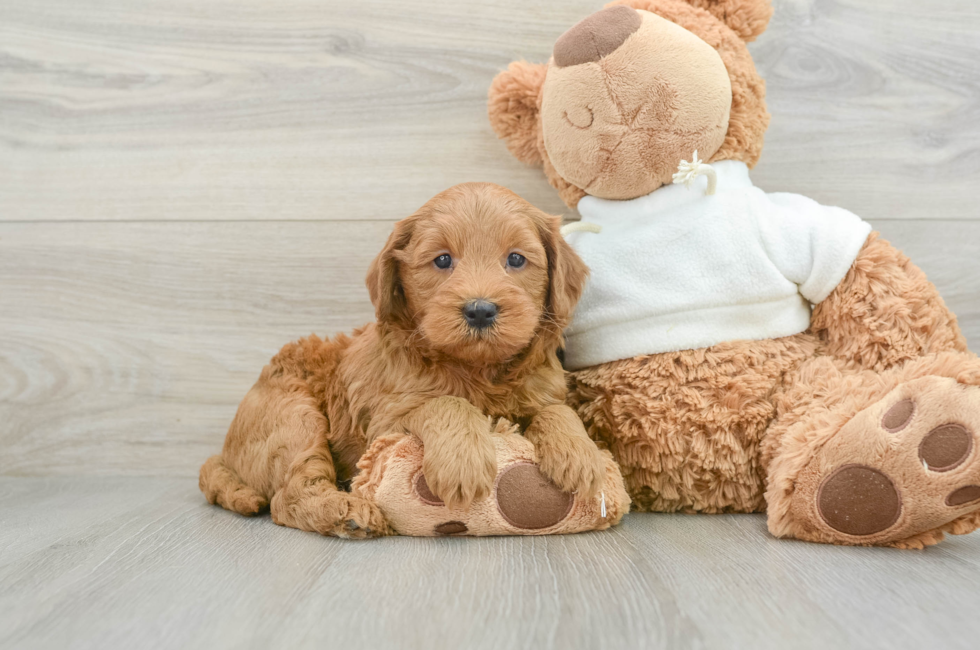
[488,0,980,547]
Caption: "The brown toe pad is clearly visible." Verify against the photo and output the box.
[919,424,973,472]
[818,465,902,536]
[414,473,444,506]
[882,399,915,432]
[495,463,573,530]
[947,486,980,507]
[434,521,468,535]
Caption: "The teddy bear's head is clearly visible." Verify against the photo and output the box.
[488,0,772,207]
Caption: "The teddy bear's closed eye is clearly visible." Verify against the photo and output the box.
[563,105,594,129]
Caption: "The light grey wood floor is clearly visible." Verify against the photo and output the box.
[2,0,980,648]
[3,477,980,650]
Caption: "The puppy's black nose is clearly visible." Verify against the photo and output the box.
[462,300,498,329]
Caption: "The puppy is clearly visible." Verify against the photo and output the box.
[199,182,606,538]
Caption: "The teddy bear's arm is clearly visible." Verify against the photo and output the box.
[810,232,968,372]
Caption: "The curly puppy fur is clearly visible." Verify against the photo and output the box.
[199,183,606,538]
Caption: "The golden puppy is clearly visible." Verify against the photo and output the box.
[199,183,606,538]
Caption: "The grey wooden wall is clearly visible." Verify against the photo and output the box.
[2,0,979,479]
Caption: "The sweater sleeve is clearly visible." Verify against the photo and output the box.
[758,192,873,304]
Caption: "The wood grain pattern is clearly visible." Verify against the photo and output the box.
[1,0,978,221]
[1,219,978,478]
[0,221,386,477]
[1,477,979,650]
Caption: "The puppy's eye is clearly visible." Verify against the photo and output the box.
[433,254,453,270]
[507,253,526,269]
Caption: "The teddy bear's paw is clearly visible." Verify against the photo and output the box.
[534,435,606,500]
[363,431,629,536]
[792,376,980,546]
[414,463,575,535]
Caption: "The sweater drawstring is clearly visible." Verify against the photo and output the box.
[672,149,718,196]
[563,151,715,237]
[560,221,602,237]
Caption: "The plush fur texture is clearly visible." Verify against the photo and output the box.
[810,233,969,371]
[199,183,615,538]
[490,0,980,547]
[568,332,819,514]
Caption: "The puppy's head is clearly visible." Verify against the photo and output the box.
[366,183,588,365]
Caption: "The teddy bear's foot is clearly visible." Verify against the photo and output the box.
[785,373,980,548]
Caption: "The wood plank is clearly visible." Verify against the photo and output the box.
[1,0,978,222]
[0,220,388,477]
[2,476,980,650]
[1,219,978,478]
[750,0,980,220]
[0,0,597,222]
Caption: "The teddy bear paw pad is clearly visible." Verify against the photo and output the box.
[495,463,574,530]
[817,465,901,536]
[414,473,444,506]
[433,521,468,536]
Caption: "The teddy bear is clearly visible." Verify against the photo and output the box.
[487,0,980,547]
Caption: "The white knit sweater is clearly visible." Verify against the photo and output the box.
[562,161,872,370]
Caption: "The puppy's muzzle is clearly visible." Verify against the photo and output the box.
[462,299,498,330]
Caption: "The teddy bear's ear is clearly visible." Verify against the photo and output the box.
[488,60,548,166]
[608,0,773,42]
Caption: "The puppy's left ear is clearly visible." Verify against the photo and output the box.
[534,211,589,330]
[366,217,415,329]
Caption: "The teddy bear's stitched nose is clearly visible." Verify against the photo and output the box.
[553,5,642,68]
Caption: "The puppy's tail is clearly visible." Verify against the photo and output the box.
[199,455,269,516]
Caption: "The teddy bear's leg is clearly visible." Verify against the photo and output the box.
[811,232,968,372]
[763,352,980,548]
[568,335,818,513]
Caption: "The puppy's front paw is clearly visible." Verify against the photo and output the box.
[535,435,605,500]
[422,438,497,510]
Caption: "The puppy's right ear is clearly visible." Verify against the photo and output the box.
[488,61,548,166]
[366,217,415,328]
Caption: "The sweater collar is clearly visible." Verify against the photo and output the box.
[576,160,753,223]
